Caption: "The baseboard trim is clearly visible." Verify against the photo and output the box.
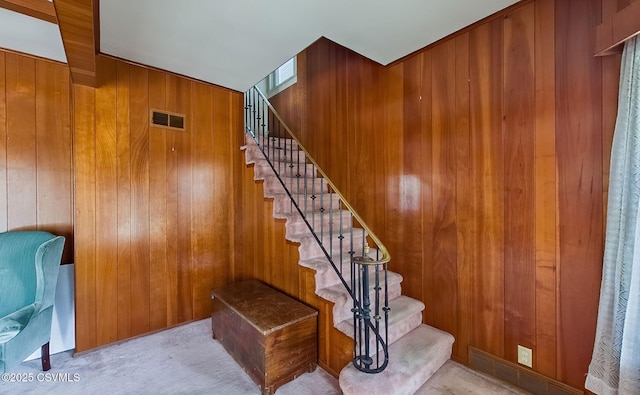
[468,347,582,395]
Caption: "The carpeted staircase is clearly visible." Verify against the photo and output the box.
[242,135,455,395]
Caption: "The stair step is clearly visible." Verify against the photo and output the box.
[262,174,329,196]
[279,175,328,195]
[267,149,308,165]
[300,249,386,290]
[256,135,299,150]
[284,210,353,237]
[317,271,403,323]
[243,140,308,166]
[336,295,424,353]
[272,192,343,217]
[289,227,368,261]
[252,159,317,179]
[339,324,454,395]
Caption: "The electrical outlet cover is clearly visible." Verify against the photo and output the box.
[517,345,533,368]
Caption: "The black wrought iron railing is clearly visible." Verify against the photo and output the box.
[244,86,391,373]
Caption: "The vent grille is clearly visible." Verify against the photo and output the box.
[151,110,185,131]
[169,114,184,129]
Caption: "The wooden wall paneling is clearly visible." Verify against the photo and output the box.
[0,52,6,231]
[305,43,322,159]
[357,58,385,228]
[312,41,332,178]
[73,84,97,351]
[420,50,434,326]
[502,3,537,364]
[300,268,333,371]
[246,168,259,281]
[128,64,151,336]
[454,33,472,364]
[6,54,37,230]
[148,70,168,331]
[253,179,266,281]
[330,42,347,194]
[287,235,301,297]
[596,0,640,54]
[430,39,458,342]
[268,211,281,290]
[69,55,243,351]
[368,62,387,244]
[265,202,278,288]
[237,163,254,282]
[94,56,118,344]
[383,62,405,292]
[230,92,243,284]
[191,82,215,318]
[534,0,558,378]
[556,0,604,388]
[211,88,234,294]
[0,50,73,258]
[227,90,244,285]
[400,55,423,302]
[263,0,618,386]
[116,61,132,340]
[332,46,349,198]
[165,79,179,327]
[469,18,505,358]
[35,60,73,263]
[171,76,193,322]
[296,51,308,145]
[601,54,621,223]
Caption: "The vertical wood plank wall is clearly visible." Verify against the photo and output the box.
[0,50,74,262]
[269,0,619,389]
[73,55,244,351]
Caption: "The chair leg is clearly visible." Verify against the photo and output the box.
[41,342,51,371]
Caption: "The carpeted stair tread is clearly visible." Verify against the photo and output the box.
[299,249,385,290]
[271,192,342,217]
[287,225,363,242]
[251,160,317,179]
[335,295,424,350]
[283,210,353,237]
[339,324,454,395]
[317,271,403,302]
[263,175,328,196]
[276,175,328,194]
[243,141,308,165]
[288,226,368,261]
[256,135,299,148]
[317,272,404,323]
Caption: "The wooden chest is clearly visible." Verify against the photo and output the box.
[211,280,318,395]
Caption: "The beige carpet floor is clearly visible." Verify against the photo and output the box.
[0,319,529,395]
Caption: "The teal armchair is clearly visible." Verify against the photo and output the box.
[0,231,65,373]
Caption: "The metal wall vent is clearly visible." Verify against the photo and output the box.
[150,110,186,131]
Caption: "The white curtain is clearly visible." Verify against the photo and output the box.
[586,36,640,395]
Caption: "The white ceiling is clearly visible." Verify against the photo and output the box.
[0,7,66,63]
[0,1,520,92]
[100,0,519,92]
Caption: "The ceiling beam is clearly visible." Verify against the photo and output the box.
[54,0,97,86]
[0,0,56,23]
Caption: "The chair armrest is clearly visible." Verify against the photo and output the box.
[0,303,37,342]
